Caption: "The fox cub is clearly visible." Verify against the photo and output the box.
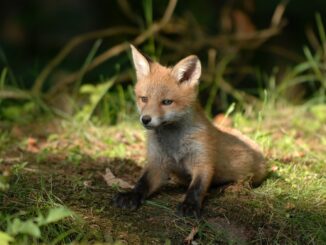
[113,45,267,217]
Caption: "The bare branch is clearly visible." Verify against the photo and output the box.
[47,0,178,97]
[0,89,31,100]
[33,26,138,95]
[271,0,289,27]
[117,0,142,25]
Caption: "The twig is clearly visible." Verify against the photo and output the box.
[305,26,321,52]
[206,25,285,48]
[47,0,178,97]
[0,89,31,100]
[201,73,258,103]
[157,1,287,60]
[263,45,303,62]
[33,26,138,95]
[184,226,198,245]
[117,0,142,25]
[271,0,289,27]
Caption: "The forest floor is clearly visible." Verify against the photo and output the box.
[1,104,326,244]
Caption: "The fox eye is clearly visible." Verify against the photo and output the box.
[140,96,148,103]
[162,99,173,105]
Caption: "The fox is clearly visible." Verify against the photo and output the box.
[113,44,267,217]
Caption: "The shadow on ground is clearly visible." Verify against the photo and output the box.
[2,149,325,244]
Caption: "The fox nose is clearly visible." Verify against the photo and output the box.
[141,115,151,125]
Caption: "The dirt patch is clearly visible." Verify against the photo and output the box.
[2,118,325,244]
[3,151,260,244]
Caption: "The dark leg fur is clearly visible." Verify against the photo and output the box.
[113,172,150,210]
[177,177,204,218]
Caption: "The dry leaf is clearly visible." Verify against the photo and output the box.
[83,180,92,188]
[26,137,39,153]
[271,165,278,172]
[184,226,198,245]
[101,168,133,189]
[285,202,296,210]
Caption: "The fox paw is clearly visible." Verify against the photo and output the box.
[177,201,201,218]
[112,192,144,210]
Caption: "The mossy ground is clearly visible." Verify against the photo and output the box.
[1,104,325,244]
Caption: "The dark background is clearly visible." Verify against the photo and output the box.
[1,0,325,114]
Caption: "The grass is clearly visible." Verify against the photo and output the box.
[0,100,325,244]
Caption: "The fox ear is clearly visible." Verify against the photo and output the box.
[172,55,201,86]
[130,44,151,80]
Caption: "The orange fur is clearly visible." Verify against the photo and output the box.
[113,45,267,216]
[131,45,267,195]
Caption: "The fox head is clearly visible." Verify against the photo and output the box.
[130,44,202,129]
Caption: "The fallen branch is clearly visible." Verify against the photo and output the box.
[271,0,289,27]
[201,73,258,104]
[47,0,178,97]
[0,89,31,100]
[36,0,286,105]
[171,0,288,54]
[33,26,138,95]
[117,0,142,25]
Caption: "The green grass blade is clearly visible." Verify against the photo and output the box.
[83,77,116,123]
[205,55,234,116]
[316,13,326,48]
[303,46,324,81]
[0,67,8,89]
[73,39,103,97]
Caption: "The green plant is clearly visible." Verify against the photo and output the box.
[0,206,73,244]
[262,13,326,105]
[204,55,235,116]
[75,77,115,123]
[66,146,83,165]
[0,131,10,153]
[73,39,103,99]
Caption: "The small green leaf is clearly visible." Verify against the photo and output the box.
[0,231,14,245]
[20,221,41,238]
[80,84,95,94]
[2,106,21,120]
[34,213,46,226]
[44,207,73,225]
[9,218,41,238]
[310,104,326,122]
[0,175,9,191]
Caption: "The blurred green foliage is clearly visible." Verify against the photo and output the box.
[0,0,325,123]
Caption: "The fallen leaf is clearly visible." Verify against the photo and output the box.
[83,180,92,188]
[271,165,278,172]
[101,168,133,189]
[293,151,305,158]
[184,226,198,245]
[26,137,39,153]
[224,179,252,194]
[27,137,37,146]
[285,202,296,210]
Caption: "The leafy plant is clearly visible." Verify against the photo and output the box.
[75,77,115,123]
[263,13,326,104]
[0,206,73,244]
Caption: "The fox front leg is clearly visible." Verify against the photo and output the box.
[177,166,213,218]
[113,165,166,210]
